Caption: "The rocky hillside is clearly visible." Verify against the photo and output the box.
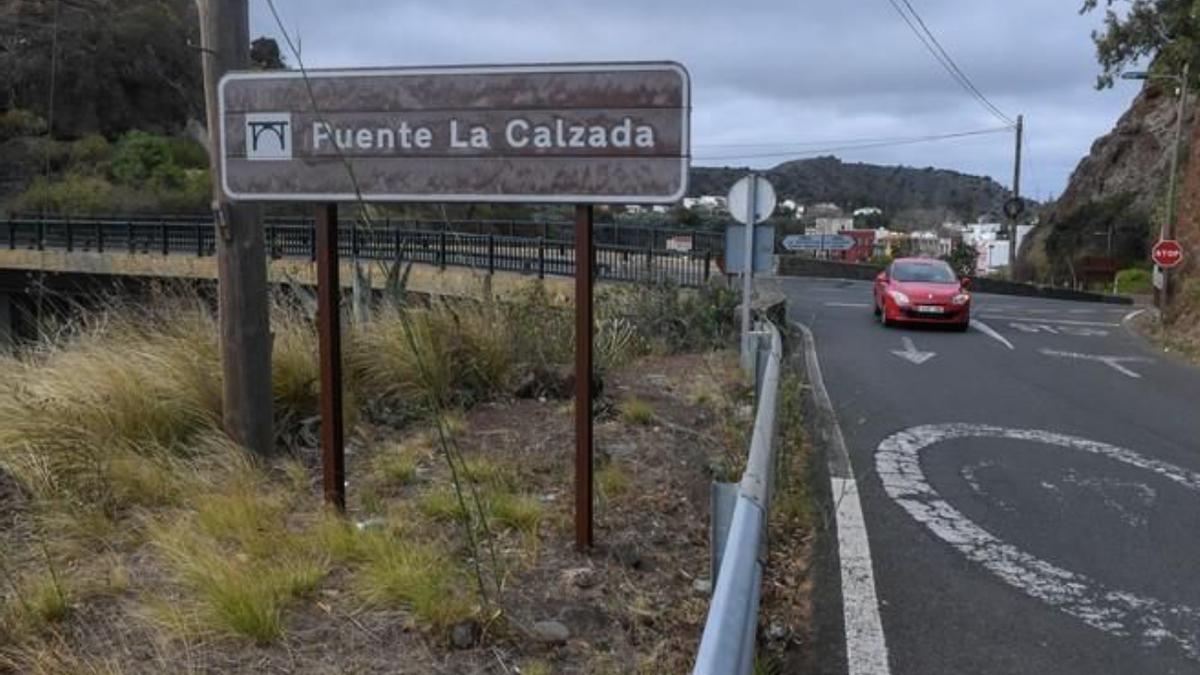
[690,156,1028,226]
[1023,83,1196,284]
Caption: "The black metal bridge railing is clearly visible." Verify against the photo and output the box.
[3,216,715,287]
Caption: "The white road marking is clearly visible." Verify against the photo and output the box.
[1010,323,1110,337]
[890,336,936,365]
[832,477,892,675]
[825,302,872,308]
[876,424,1200,660]
[970,318,1015,349]
[794,321,891,675]
[1123,308,1148,325]
[1039,348,1153,378]
[980,315,1120,327]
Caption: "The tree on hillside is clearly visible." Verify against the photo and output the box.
[1082,0,1199,88]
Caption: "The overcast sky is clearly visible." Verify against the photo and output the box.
[249,0,1145,201]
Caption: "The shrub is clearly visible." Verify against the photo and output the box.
[0,108,46,141]
[111,131,175,187]
[68,134,111,171]
[1115,267,1153,294]
[11,174,117,214]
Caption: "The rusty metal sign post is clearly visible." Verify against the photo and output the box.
[315,203,346,511]
[218,62,690,547]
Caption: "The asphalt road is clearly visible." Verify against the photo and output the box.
[766,276,1200,675]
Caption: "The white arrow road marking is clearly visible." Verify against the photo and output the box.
[876,424,1200,660]
[891,336,936,364]
[1039,348,1153,378]
[970,318,1015,349]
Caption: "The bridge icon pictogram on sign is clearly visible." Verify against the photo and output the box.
[244,112,292,160]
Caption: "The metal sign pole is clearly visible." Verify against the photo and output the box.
[574,204,595,551]
[316,203,346,511]
[740,175,757,369]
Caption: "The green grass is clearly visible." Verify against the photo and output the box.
[372,443,422,487]
[618,397,656,426]
[150,517,327,643]
[488,493,543,535]
[597,462,632,501]
[354,532,475,630]
[417,485,472,523]
[1115,267,1153,295]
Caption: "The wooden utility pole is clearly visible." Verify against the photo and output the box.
[197,0,274,455]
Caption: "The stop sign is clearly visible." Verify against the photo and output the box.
[1152,240,1185,268]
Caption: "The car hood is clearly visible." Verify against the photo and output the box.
[892,281,963,301]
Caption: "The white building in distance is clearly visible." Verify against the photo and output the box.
[813,217,854,234]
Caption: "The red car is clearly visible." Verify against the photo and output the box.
[873,258,971,331]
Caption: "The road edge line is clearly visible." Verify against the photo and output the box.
[793,320,892,675]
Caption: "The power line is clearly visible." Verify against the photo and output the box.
[884,0,1015,127]
[693,126,1010,161]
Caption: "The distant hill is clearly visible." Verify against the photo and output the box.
[690,156,1028,225]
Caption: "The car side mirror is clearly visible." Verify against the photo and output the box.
[877,272,888,283]
[960,277,972,289]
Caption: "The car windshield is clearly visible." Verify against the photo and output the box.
[892,262,957,283]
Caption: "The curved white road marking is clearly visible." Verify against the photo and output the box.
[1123,308,1148,325]
[970,318,1015,350]
[876,424,1200,660]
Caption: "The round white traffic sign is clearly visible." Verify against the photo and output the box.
[727,175,776,225]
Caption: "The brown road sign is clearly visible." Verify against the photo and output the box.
[218,62,691,203]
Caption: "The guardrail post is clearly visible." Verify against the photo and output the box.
[487,234,495,275]
[351,220,359,258]
[393,223,401,260]
[309,218,317,261]
[36,217,44,251]
[646,245,654,282]
[65,216,73,252]
[704,250,712,282]
[439,231,447,269]
[196,221,204,256]
[161,220,169,255]
[538,237,546,279]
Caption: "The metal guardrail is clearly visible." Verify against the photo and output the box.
[693,321,783,675]
[1,216,715,287]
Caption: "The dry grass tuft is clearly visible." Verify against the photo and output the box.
[354,531,476,631]
[618,397,656,426]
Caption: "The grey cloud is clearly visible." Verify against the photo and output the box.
[251,0,1142,199]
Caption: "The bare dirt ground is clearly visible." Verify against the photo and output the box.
[0,349,815,674]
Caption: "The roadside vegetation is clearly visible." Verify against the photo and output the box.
[0,277,757,672]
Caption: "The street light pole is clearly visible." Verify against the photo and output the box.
[1163,61,1190,307]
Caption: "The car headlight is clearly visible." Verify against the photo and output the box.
[952,293,971,305]
[888,290,911,306]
